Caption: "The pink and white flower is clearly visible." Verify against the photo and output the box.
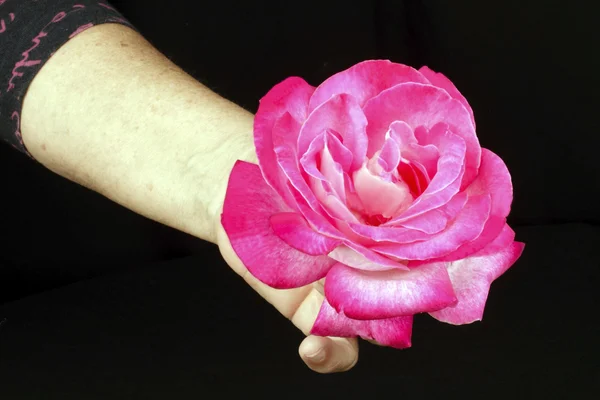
[222,60,524,348]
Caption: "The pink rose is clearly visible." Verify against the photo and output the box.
[222,60,524,348]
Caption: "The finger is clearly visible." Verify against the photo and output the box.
[299,335,359,373]
[216,224,359,373]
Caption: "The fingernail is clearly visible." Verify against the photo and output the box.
[306,348,326,363]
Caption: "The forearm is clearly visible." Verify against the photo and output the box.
[20,23,256,243]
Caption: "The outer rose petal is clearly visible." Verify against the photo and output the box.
[419,66,475,126]
[298,94,368,171]
[311,298,413,349]
[309,59,430,111]
[221,161,335,289]
[254,77,315,208]
[325,262,457,320]
[269,212,340,256]
[363,82,480,187]
[431,148,514,262]
[429,227,525,324]
[466,148,513,219]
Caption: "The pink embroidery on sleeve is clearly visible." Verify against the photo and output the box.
[73,4,86,9]
[0,0,7,6]
[107,16,128,24]
[7,12,68,92]
[51,11,67,23]
[69,22,94,38]
[98,3,116,11]
[0,12,15,34]
[11,111,23,145]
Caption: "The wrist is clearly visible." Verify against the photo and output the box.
[182,122,257,244]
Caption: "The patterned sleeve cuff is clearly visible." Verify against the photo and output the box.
[0,0,135,156]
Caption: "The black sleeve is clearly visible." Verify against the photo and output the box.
[0,0,134,157]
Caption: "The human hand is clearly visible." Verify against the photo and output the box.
[215,222,360,373]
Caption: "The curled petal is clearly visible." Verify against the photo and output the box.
[222,161,335,288]
[309,59,429,110]
[270,212,340,255]
[325,262,457,320]
[299,94,369,171]
[254,77,315,208]
[311,298,413,349]
[299,132,327,181]
[301,131,354,181]
[387,120,417,145]
[389,122,439,179]
[378,135,402,173]
[325,131,355,173]
[363,82,480,186]
[310,177,359,223]
[429,226,525,324]
[273,113,322,212]
[320,140,346,200]
[387,126,466,224]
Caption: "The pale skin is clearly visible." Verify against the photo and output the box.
[20,24,360,373]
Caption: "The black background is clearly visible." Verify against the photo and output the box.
[0,0,598,398]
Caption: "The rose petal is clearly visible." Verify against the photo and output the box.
[378,135,401,173]
[353,163,414,218]
[325,262,457,319]
[310,177,360,223]
[222,161,335,288]
[298,94,368,171]
[386,126,466,224]
[270,212,340,256]
[389,121,439,179]
[320,139,346,200]
[254,77,315,208]
[428,149,514,262]
[311,298,413,349]
[288,183,345,239]
[363,82,480,187]
[419,66,475,127]
[273,113,322,212]
[429,228,525,324]
[301,130,354,179]
[325,130,354,173]
[391,192,468,236]
[466,148,513,219]
[344,193,467,244]
[299,132,327,181]
[329,243,407,271]
[372,194,491,260]
[309,60,430,111]
[347,222,432,243]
